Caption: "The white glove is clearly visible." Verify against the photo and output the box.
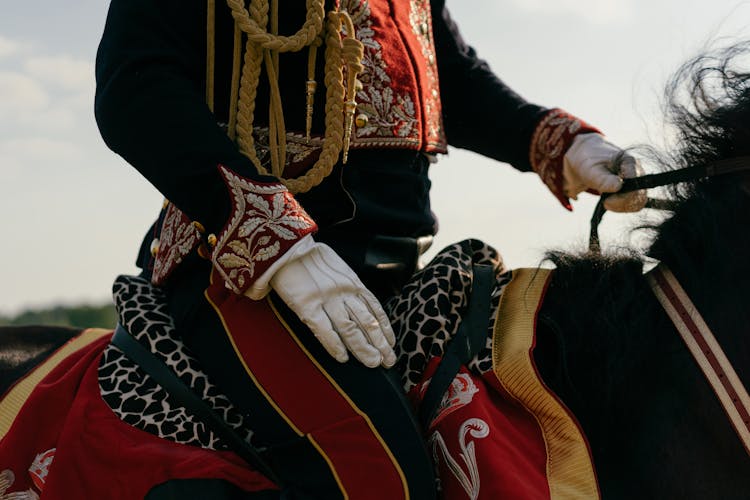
[563,133,647,212]
[267,237,397,368]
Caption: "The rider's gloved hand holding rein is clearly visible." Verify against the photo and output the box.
[210,166,397,369]
[530,108,647,212]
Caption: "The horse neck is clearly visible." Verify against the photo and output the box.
[534,254,750,496]
[534,255,665,426]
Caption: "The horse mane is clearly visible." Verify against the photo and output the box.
[538,40,750,418]
[647,43,750,354]
[531,45,750,495]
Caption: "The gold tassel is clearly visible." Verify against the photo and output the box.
[305,36,321,142]
[339,12,364,164]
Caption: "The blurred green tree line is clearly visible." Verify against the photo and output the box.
[0,303,117,329]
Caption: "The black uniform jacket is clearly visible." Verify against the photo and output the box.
[95,0,546,254]
[94,8,548,486]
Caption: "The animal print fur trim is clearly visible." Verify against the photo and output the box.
[99,275,254,449]
[212,165,317,295]
[529,109,599,210]
[99,347,224,449]
[384,239,510,393]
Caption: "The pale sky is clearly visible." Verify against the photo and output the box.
[1,0,749,315]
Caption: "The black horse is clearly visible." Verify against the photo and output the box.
[532,44,750,497]
[2,46,750,498]
[0,325,82,393]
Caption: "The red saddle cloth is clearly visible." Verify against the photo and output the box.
[0,329,275,499]
[409,268,600,500]
[0,266,599,499]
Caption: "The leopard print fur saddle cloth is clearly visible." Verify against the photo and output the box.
[99,239,509,449]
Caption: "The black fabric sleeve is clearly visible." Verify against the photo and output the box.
[431,0,548,171]
[95,0,276,234]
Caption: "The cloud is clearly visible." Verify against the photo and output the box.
[507,0,632,25]
[0,36,20,58]
[0,137,82,159]
[0,137,83,179]
[24,55,95,92]
[0,71,50,112]
[0,53,94,136]
[18,106,79,132]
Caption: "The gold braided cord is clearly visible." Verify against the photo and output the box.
[264,47,287,177]
[339,13,364,163]
[283,10,347,193]
[229,0,364,194]
[266,0,286,177]
[226,0,323,52]
[270,0,279,68]
[227,22,242,140]
[305,35,322,141]
[206,0,216,111]
[233,0,265,168]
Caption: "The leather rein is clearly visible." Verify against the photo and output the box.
[588,155,750,252]
[589,156,750,456]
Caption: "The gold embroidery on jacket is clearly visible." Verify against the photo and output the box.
[409,0,446,147]
[344,0,420,145]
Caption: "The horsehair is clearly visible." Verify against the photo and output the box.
[541,167,750,494]
[223,0,363,193]
[543,41,750,415]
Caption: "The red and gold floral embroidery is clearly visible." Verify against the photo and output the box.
[248,0,447,172]
[253,127,319,167]
[529,109,598,209]
[409,0,446,149]
[212,165,317,294]
[421,372,480,429]
[151,202,202,285]
[28,449,54,493]
[345,0,420,147]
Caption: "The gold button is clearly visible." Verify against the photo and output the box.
[207,233,217,247]
[355,113,369,128]
[197,244,210,260]
[150,238,160,257]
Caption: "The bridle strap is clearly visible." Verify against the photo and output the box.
[618,156,750,194]
[589,156,750,252]
[647,265,750,456]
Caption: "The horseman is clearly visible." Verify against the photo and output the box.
[94,0,646,497]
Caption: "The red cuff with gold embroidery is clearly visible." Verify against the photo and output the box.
[151,203,202,286]
[212,165,317,294]
[529,109,599,210]
[150,166,317,291]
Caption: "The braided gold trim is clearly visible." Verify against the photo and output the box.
[226,1,364,193]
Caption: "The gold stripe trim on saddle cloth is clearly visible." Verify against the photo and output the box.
[0,328,113,441]
[492,268,600,500]
[204,268,409,499]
